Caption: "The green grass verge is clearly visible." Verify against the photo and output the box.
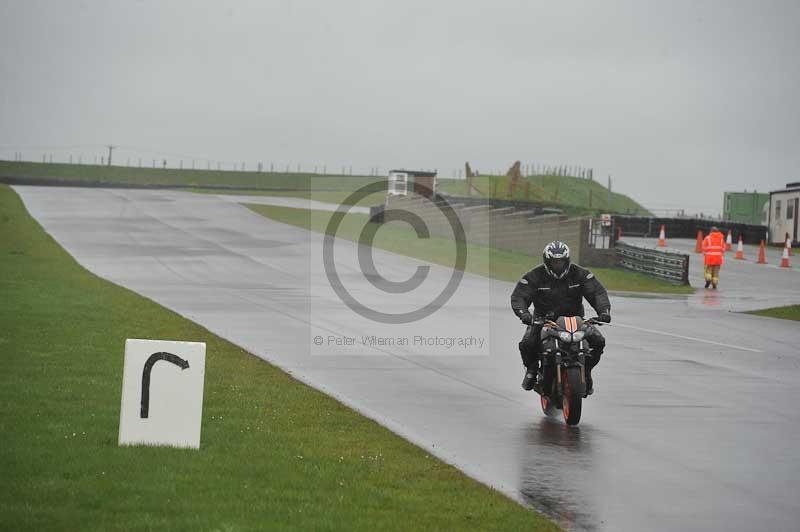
[0,185,557,531]
[190,187,387,207]
[746,304,800,321]
[244,204,692,295]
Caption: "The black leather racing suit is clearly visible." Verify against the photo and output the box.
[510,264,611,371]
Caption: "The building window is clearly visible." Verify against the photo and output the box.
[389,173,407,195]
[775,200,781,220]
[788,202,795,220]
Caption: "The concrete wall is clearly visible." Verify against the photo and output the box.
[384,195,588,264]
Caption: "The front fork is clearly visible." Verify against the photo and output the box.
[555,353,563,396]
[554,352,586,397]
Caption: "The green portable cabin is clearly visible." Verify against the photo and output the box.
[723,191,768,226]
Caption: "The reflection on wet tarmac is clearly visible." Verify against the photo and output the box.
[701,289,721,307]
[519,418,599,531]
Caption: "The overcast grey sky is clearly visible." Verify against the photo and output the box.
[2,0,799,214]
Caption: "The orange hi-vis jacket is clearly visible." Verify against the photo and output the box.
[702,230,726,266]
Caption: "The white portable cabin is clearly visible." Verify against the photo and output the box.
[768,182,800,245]
[387,170,437,198]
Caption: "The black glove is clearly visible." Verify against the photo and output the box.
[519,311,533,325]
[597,311,611,323]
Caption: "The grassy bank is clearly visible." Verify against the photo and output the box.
[438,174,650,215]
[746,304,800,321]
[1,161,651,214]
[0,160,381,192]
[0,185,556,531]
[245,204,692,294]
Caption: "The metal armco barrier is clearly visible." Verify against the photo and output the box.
[616,241,690,285]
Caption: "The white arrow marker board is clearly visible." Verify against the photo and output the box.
[118,339,206,449]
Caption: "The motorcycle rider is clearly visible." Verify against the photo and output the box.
[510,241,611,394]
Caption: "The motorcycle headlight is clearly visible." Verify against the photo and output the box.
[558,331,572,342]
[572,331,585,342]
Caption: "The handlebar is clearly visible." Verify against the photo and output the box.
[531,316,609,328]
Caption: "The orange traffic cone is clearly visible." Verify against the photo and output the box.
[786,233,793,256]
[657,225,666,247]
[735,236,745,259]
[757,240,767,264]
[780,245,791,268]
[725,230,732,250]
[695,229,704,253]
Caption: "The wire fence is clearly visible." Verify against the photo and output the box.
[2,149,382,176]
[0,145,597,182]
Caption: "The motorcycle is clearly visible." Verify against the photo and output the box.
[532,315,606,426]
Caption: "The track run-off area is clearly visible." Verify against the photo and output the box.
[15,186,800,532]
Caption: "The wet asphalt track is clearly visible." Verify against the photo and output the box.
[15,187,800,531]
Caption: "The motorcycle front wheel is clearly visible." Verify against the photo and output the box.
[562,367,583,425]
[540,394,558,417]
[539,364,558,417]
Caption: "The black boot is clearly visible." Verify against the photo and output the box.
[521,366,537,391]
[585,368,594,396]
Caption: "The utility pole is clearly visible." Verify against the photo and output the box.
[107,145,115,166]
[607,175,612,208]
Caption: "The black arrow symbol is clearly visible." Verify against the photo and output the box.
[140,352,190,419]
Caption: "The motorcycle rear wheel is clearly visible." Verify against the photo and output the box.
[562,367,583,425]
